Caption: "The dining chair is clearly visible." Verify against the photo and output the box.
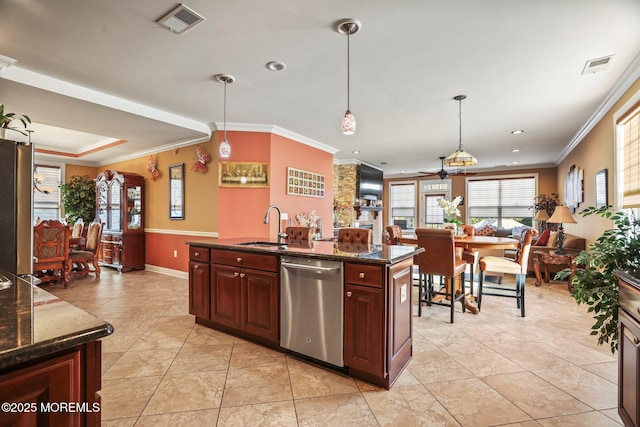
[285,226,313,241]
[33,219,71,288]
[70,218,85,249]
[386,225,403,245]
[68,220,104,278]
[460,224,478,295]
[337,228,372,244]
[415,228,467,323]
[477,228,538,317]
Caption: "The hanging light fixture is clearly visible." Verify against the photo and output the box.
[215,73,235,159]
[337,18,361,135]
[444,95,478,167]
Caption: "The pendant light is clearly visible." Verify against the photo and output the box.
[444,95,478,167]
[215,73,235,159]
[337,18,361,135]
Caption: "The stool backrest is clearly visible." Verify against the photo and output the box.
[415,228,457,277]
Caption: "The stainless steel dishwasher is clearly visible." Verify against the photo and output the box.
[280,256,344,367]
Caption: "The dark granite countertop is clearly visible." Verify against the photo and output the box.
[186,237,424,265]
[0,271,113,370]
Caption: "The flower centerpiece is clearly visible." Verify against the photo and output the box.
[437,196,463,227]
[333,196,351,227]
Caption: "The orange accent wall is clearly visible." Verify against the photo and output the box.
[145,232,202,272]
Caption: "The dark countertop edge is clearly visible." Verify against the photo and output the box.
[615,269,640,289]
[0,322,114,371]
[185,239,424,265]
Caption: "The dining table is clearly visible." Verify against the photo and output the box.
[398,232,520,314]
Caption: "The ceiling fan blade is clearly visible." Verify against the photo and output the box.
[418,171,438,175]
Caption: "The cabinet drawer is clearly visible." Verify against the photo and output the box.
[190,246,210,262]
[345,263,383,288]
[211,249,278,272]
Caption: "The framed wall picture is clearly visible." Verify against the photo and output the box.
[564,164,584,213]
[218,161,269,187]
[595,168,608,208]
[169,163,184,219]
[287,167,325,198]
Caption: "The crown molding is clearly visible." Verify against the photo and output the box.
[95,135,211,167]
[212,122,339,155]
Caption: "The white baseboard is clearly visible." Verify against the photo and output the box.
[144,264,188,280]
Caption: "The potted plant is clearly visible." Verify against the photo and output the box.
[557,206,640,353]
[437,196,463,228]
[0,103,31,138]
[60,175,96,223]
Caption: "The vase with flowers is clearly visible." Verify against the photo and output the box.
[333,196,351,227]
[296,210,321,239]
[437,196,463,229]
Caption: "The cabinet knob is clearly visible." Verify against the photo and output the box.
[359,273,365,279]
[346,291,352,297]
[234,272,239,277]
[194,252,200,256]
[193,264,199,270]
[240,273,245,278]
[237,257,243,262]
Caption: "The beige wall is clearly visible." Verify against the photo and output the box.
[557,77,640,244]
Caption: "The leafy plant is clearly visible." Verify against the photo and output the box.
[60,175,96,223]
[532,193,559,217]
[557,206,640,353]
[0,103,31,135]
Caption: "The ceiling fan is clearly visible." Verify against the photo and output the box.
[418,156,477,179]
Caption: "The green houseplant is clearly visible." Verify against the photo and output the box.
[60,175,96,223]
[557,205,640,353]
[0,103,31,137]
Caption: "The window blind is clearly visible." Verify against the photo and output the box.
[467,177,535,223]
[620,102,640,208]
[33,165,61,220]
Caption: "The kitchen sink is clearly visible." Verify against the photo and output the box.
[237,241,288,248]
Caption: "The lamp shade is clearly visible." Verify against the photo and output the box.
[443,149,477,167]
[547,205,577,224]
[534,210,549,221]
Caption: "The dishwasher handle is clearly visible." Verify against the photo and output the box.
[281,261,340,272]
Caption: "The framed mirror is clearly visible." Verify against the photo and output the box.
[169,163,184,219]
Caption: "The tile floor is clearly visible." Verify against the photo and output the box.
[47,269,623,426]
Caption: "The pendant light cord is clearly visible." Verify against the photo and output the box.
[458,97,463,150]
[347,27,351,110]
[223,80,228,141]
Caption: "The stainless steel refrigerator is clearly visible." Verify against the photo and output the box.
[0,138,33,276]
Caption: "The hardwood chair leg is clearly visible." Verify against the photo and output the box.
[477,271,484,311]
[517,274,526,317]
[418,273,423,317]
[449,276,455,323]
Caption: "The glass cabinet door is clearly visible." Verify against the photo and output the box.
[109,181,121,231]
[126,185,142,230]
[98,182,108,226]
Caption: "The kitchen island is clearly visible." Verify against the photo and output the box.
[186,237,423,389]
[0,271,113,426]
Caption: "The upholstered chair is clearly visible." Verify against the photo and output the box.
[337,228,372,244]
[460,225,479,294]
[33,220,71,288]
[69,220,104,278]
[477,228,538,317]
[415,228,467,323]
[285,226,313,241]
[386,225,403,245]
[70,218,85,250]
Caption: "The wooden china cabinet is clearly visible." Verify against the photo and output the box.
[95,170,145,272]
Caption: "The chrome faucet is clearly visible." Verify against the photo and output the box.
[263,205,287,244]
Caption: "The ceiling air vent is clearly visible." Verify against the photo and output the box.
[157,4,205,34]
[581,55,614,75]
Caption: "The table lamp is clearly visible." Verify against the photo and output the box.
[547,205,577,254]
[534,209,549,231]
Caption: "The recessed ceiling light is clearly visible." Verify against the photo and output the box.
[352,150,360,154]
[511,130,524,134]
[380,162,387,165]
[266,61,287,71]
[400,170,406,174]
[511,148,521,153]
[511,161,519,164]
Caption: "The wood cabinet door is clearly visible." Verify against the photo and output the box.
[211,264,242,329]
[0,350,82,427]
[344,283,384,376]
[242,269,279,343]
[619,310,640,427]
[189,261,210,319]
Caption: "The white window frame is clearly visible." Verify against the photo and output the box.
[33,161,65,221]
[614,88,640,210]
[387,180,417,232]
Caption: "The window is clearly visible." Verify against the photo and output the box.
[618,99,640,208]
[420,180,451,228]
[388,182,416,231]
[467,176,536,229]
[33,164,61,221]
